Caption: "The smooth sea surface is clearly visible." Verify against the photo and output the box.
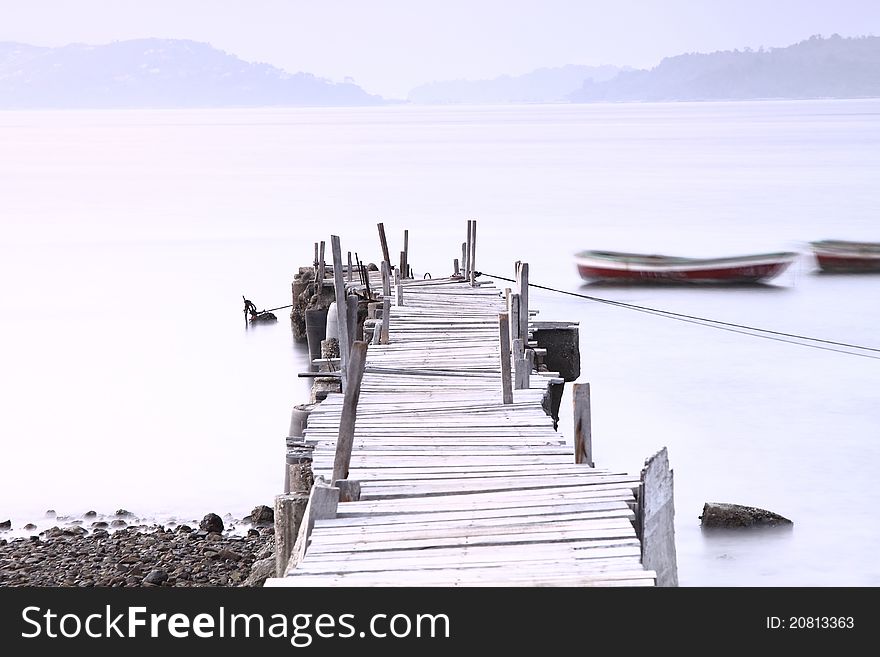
[1,100,878,586]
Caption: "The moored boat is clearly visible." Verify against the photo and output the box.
[808,240,880,273]
[574,250,799,284]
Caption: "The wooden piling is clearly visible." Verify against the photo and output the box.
[380,298,391,344]
[517,262,529,343]
[498,312,513,404]
[382,261,391,298]
[573,382,593,466]
[347,252,353,283]
[403,229,409,279]
[377,222,391,269]
[454,258,459,276]
[330,236,351,391]
[462,242,468,278]
[274,493,309,577]
[317,241,326,290]
[346,293,359,344]
[508,293,521,349]
[637,447,678,587]
[469,220,477,286]
[332,341,368,484]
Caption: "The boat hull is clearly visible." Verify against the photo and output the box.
[809,241,880,273]
[575,251,798,285]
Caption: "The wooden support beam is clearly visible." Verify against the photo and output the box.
[498,312,513,404]
[332,341,368,483]
[573,382,593,466]
[330,235,350,391]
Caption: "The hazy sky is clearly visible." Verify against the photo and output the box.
[3,1,880,97]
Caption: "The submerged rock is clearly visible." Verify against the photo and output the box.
[699,502,793,529]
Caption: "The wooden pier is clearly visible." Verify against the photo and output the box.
[267,224,677,588]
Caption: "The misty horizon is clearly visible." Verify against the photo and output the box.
[3,33,880,108]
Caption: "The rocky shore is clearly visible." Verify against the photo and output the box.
[0,507,278,587]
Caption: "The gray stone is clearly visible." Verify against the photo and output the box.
[0,520,10,531]
[199,513,224,534]
[241,557,275,587]
[143,569,168,585]
[83,511,98,518]
[700,502,793,529]
[248,505,274,527]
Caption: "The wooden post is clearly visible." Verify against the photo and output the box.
[513,337,526,389]
[286,481,339,573]
[462,242,468,278]
[380,298,391,344]
[317,241,326,290]
[469,220,477,286]
[346,293,359,344]
[330,236,350,391]
[396,275,404,307]
[638,447,679,587]
[381,261,391,298]
[313,242,319,269]
[498,312,513,404]
[573,382,593,466]
[332,341,368,484]
[525,348,535,387]
[454,258,459,276]
[377,222,391,269]
[403,230,409,279]
[398,251,406,283]
[517,261,529,344]
[274,493,309,577]
[508,293,521,350]
[347,251,352,283]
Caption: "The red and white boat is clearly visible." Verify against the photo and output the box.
[809,240,880,273]
[574,249,799,284]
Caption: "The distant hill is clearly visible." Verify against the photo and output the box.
[408,64,621,104]
[569,35,880,102]
[0,39,384,108]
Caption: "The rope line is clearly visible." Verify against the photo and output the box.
[479,272,880,360]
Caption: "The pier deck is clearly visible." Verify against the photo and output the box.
[267,271,669,587]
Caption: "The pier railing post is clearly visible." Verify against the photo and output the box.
[499,312,513,404]
[331,236,351,391]
[332,340,368,484]
[573,382,593,466]
[462,242,468,278]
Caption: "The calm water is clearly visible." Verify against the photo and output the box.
[1,101,878,586]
